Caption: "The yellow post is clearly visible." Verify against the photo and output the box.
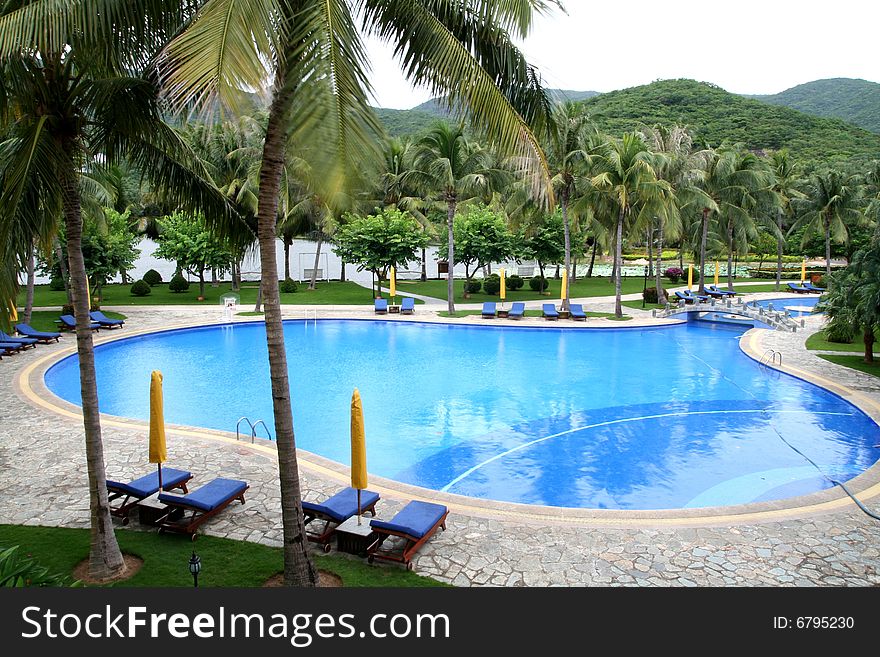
[714,261,719,287]
[687,264,693,290]
[499,268,506,305]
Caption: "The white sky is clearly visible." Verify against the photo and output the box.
[364,0,880,109]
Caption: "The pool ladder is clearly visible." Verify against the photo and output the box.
[236,417,273,443]
[759,349,783,367]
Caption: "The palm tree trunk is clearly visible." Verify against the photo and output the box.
[54,237,71,302]
[864,327,875,364]
[726,221,735,291]
[824,215,832,279]
[232,260,241,292]
[446,197,456,314]
[420,246,427,282]
[655,223,666,304]
[614,207,625,318]
[698,208,710,294]
[254,283,262,312]
[308,233,323,291]
[646,225,653,278]
[60,152,124,581]
[775,210,784,292]
[562,191,571,310]
[24,241,35,324]
[284,238,291,280]
[256,83,316,586]
[587,239,597,277]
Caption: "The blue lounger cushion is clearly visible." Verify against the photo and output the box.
[15,324,61,339]
[90,311,124,326]
[0,342,22,351]
[303,487,381,523]
[508,302,525,318]
[107,468,193,499]
[400,297,415,313]
[569,303,586,318]
[0,330,37,345]
[542,303,559,317]
[482,302,496,317]
[159,478,248,512]
[371,501,448,539]
[58,314,100,329]
[375,298,388,312]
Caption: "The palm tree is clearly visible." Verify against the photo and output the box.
[792,170,865,278]
[417,123,510,312]
[0,5,239,580]
[157,0,556,585]
[590,132,672,317]
[767,151,803,290]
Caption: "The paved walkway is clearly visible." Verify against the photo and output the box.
[2,295,879,587]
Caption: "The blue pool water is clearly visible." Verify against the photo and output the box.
[45,320,878,510]
[754,296,820,317]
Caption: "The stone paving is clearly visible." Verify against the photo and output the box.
[1,292,879,587]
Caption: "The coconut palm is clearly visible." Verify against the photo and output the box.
[791,170,864,278]
[766,150,803,290]
[590,132,673,317]
[157,0,557,585]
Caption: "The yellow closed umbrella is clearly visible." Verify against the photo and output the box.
[499,268,506,305]
[714,261,719,287]
[149,371,167,489]
[389,267,396,304]
[350,388,368,524]
[85,276,91,308]
[560,267,568,307]
[687,264,693,290]
[801,259,807,284]
[9,300,17,323]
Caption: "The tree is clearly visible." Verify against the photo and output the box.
[768,150,803,290]
[154,213,234,297]
[791,170,864,278]
[437,205,516,297]
[158,0,556,586]
[81,210,141,299]
[591,133,672,317]
[520,210,565,283]
[333,208,428,294]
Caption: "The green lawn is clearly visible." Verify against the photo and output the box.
[393,276,647,302]
[19,281,388,307]
[806,329,879,354]
[0,524,445,588]
[817,354,880,380]
[621,300,664,311]
[22,309,127,333]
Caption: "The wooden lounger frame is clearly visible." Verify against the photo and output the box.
[108,475,192,525]
[303,498,379,552]
[367,509,449,571]
[156,484,249,539]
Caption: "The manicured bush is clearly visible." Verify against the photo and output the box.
[529,275,549,292]
[643,286,664,304]
[464,279,482,294]
[506,274,524,291]
[483,274,501,296]
[824,323,855,344]
[130,279,151,297]
[143,269,163,286]
[663,267,683,283]
[49,277,66,292]
[168,272,190,293]
[280,278,298,293]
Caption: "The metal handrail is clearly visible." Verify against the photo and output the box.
[236,417,274,443]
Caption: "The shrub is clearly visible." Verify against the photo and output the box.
[483,274,501,295]
[824,323,855,344]
[506,274,524,291]
[168,272,190,293]
[464,279,482,294]
[0,545,77,587]
[280,278,298,293]
[49,277,66,292]
[143,269,163,286]
[529,275,549,292]
[130,279,151,297]
[643,286,664,304]
[663,267,683,283]
[63,302,99,314]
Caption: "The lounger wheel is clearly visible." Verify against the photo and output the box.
[121,517,129,526]
[322,543,332,553]
[406,562,414,572]
[367,555,375,565]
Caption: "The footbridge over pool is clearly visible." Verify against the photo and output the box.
[653,297,803,332]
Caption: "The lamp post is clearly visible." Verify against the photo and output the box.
[642,265,648,308]
[189,551,201,588]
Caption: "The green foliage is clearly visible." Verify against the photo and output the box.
[464,279,482,294]
[520,210,565,270]
[153,213,234,283]
[643,286,664,304]
[334,208,429,282]
[143,269,163,286]
[130,279,151,297]
[280,278,298,294]
[824,320,856,344]
[579,79,880,166]
[483,273,501,295]
[168,272,190,293]
[0,545,77,587]
[664,267,683,283]
[506,274,524,290]
[49,278,65,292]
[529,275,549,291]
[437,206,516,281]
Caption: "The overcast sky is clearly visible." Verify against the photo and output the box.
[364,0,879,109]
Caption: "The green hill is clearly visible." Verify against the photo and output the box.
[748,78,880,134]
[580,79,880,165]
[372,107,448,137]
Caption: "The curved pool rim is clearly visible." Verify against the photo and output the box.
[19,315,880,527]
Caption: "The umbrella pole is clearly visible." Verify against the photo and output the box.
[157,462,163,491]
[357,489,362,525]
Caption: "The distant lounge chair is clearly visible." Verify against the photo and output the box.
[804,282,825,293]
[481,302,496,318]
[706,285,736,297]
[674,290,709,304]
[374,298,388,314]
[302,487,381,552]
[14,323,61,343]
[542,303,559,320]
[400,297,415,314]
[90,310,124,328]
[0,330,37,349]
[106,468,193,525]
[507,302,525,319]
[367,500,449,570]
[157,478,249,536]
[56,314,100,331]
[569,303,587,320]
[787,282,810,294]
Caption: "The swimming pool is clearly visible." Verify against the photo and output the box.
[754,296,820,317]
[45,320,878,510]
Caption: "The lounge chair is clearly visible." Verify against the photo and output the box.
[156,478,249,537]
[14,323,61,343]
[0,348,6,360]
[804,282,825,293]
[542,303,559,320]
[106,468,193,525]
[787,282,810,294]
[507,302,525,320]
[0,342,23,354]
[90,310,124,328]
[0,331,37,349]
[374,298,388,314]
[367,500,449,570]
[302,487,381,552]
[481,302,496,318]
[569,303,587,321]
[400,297,415,314]
[56,314,100,331]
[674,290,709,304]
[706,285,736,297]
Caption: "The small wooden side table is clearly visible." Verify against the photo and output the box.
[497,309,509,318]
[334,516,378,556]
[558,310,571,320]
[389,305,401,314]
[137,493,169,526]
